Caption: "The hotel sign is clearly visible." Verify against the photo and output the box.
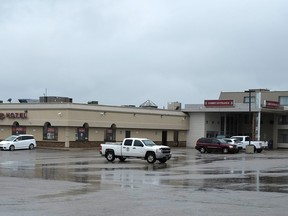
[204,100,234,107]
[0,112,28,120]
[263,100,280,109]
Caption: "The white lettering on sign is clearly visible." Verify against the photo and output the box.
[204,100,234,107]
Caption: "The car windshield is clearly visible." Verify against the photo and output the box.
[142,139,156,146]
[4,135,17,141]
[218,139,228,144]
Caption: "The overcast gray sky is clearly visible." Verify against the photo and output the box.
[1,0,287,108]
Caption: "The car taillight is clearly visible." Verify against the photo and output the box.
[99,144,102,151]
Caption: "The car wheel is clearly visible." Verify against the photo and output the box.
[9,145,15,151]
[146,152,156,164]
[222,148,229,154]
[199,147,206,154]
[29,144,34,150]
[256,149,262,153]
[105,151,115,162]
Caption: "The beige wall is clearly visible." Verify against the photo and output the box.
[186,113,205,148]
[0,103,188,147]
[0,126,13,139]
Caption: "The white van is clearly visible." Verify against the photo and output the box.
[0,134,36,151]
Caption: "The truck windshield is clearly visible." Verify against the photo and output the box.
[142,139,156,146]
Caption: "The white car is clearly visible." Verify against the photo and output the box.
[0,134,36,151]
[223,138,243,149]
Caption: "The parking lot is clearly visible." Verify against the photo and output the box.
[1,148,288,216]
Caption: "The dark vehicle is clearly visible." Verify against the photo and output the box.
[195,138,239,154]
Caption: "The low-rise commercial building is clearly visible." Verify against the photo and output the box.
[0,101,188,148]
[184,89,288,149]
[1,89,288,149]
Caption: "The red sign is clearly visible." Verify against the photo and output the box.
[0,112,28,120]
[78,128,86,133]
[204,100,234,107]
[47,127,55,133]
[264,100,280,109]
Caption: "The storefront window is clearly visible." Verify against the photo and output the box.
[105,124,116,142]
[76,127,88,141]
[12,126,26,135]
[43,122,58,140]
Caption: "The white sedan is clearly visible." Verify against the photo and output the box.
[223,138,243,149]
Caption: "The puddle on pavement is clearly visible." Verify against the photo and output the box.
[1,150,288,194]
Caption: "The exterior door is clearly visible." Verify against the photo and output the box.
[129,140,145,157]
[162,131,167,145]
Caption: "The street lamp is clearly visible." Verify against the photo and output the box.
[245,89,256,145]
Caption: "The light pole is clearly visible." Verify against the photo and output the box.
[245,89,256,145]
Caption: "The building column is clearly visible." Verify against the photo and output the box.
[65,127,70,148]
[273,114,279,149]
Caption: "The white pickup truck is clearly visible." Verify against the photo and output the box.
[230,136,267,153]
[99,138,172,164]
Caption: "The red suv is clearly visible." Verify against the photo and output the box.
[195,138,239,154]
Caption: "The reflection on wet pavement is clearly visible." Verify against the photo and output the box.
[1,148,288,194]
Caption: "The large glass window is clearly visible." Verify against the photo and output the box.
[279,115,288,125]
[243,96,256,103]
[278,130,288,143]
[279,96,288,106]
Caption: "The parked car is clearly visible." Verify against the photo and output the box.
[0,134,36,151]
[195,138,239,154]
[223,138,242,149]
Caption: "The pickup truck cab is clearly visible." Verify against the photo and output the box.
[230,136,267,153]
[99,138,171,164]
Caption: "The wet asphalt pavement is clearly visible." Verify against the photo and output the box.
[1,148,288,216]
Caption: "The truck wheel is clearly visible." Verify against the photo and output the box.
[119,157,126,162]
[253,146,257,153]
[158,158,167,163]
[105,151,115,162]
[146,152,156,164]
[257,149,262,153]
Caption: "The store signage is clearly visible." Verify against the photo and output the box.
[204,100,234,107]
[264,100,280,109]
[0,112,28,120]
